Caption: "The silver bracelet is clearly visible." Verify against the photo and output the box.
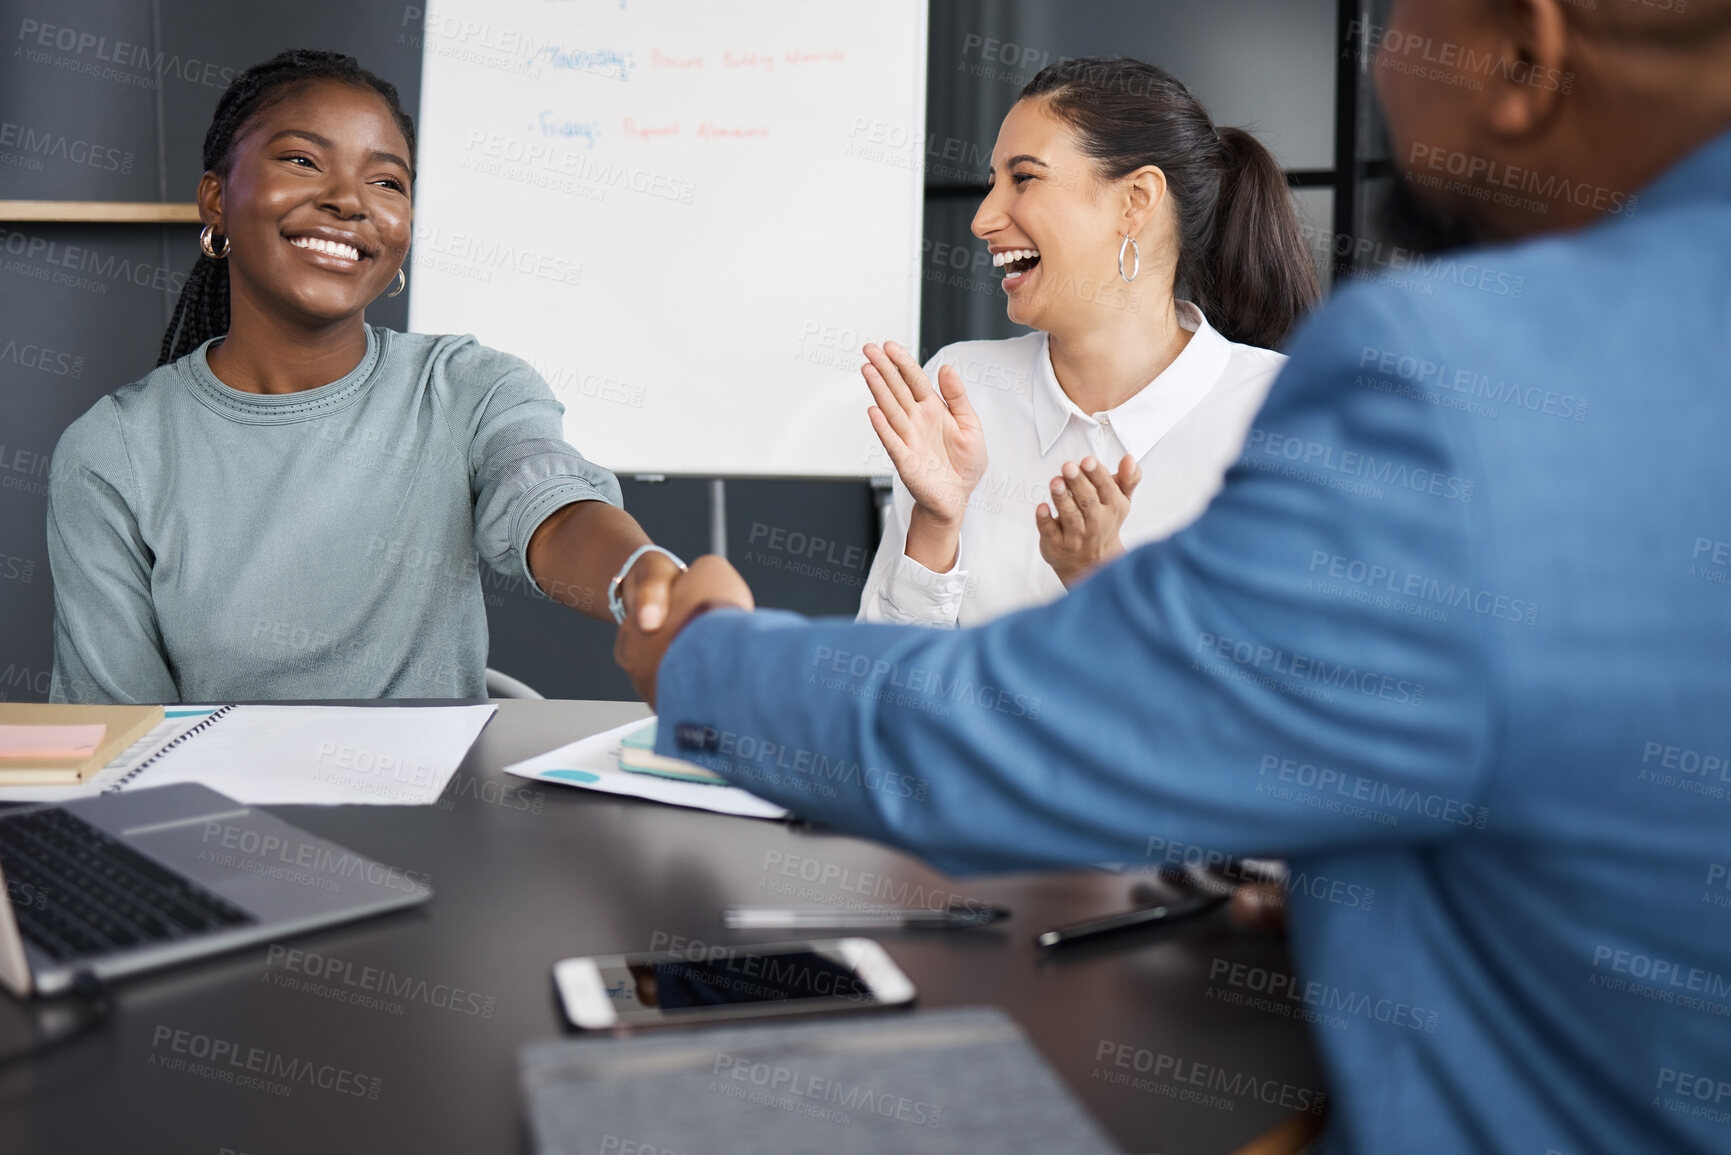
[608,544,688,624]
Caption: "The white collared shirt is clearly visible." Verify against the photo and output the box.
[858,303,1285,627]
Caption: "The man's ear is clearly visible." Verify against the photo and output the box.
[196,171,224,233]
[1485,0,1572,139]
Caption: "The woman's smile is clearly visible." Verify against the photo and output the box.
[993,246,1043,292]
[285,227,374,272]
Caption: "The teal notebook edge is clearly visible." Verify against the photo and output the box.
[619,721,657,752]
[616,721,728,785]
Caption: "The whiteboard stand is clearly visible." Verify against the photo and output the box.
[709,479,728,560]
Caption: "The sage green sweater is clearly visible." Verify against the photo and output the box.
[47,326,620,702]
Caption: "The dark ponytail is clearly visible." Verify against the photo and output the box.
[158,49,417,366]
[1208,127,1321,351]
[1019,58,1320,350]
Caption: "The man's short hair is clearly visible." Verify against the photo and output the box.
[1552,0,1731,48]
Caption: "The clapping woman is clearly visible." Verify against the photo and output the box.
[859,58,1319,625]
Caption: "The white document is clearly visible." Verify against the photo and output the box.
[504,718,787,821]
[0,705,496,806]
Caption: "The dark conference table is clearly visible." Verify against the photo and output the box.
[0,700,1325,1155]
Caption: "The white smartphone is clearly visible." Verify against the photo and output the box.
[553,937,917,1030]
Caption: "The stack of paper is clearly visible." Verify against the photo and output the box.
[0,724,106,759]
[0,704,164,785]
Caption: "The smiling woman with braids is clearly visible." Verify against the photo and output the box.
[46,50,741,703]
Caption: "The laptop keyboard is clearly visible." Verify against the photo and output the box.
[0,806,254,963]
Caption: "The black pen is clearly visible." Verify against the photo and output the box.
[1035,893,1226,949]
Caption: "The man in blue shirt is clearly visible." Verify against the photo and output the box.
[620,2,1731,1151]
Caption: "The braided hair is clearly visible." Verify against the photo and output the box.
[157,50,417,367]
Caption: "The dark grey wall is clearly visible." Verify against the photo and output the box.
[918,0,1338,356]
[0,1,1342,703]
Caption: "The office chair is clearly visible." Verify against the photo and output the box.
[484,668,545,699]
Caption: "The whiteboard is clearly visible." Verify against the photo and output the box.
[410,0,928,477]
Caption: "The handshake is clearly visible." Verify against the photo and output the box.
[612,554,755,707]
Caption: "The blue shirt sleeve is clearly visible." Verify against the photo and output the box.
[655,286,1500,875]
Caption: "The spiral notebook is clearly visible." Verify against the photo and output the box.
[0,704,496,806]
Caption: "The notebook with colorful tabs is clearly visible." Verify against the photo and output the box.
[0,704,164,785]
[617,721,728,784]
[503,718,787,820]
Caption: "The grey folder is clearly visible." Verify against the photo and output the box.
[519,1004,1117,1154]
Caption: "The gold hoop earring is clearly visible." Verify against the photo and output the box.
[385,268,406,298]
[199,224,230,260]
[1117,234,1140,283]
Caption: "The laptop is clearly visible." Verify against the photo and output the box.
[0,782,431,997]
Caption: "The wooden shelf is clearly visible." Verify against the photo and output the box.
[0,201,200,224]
